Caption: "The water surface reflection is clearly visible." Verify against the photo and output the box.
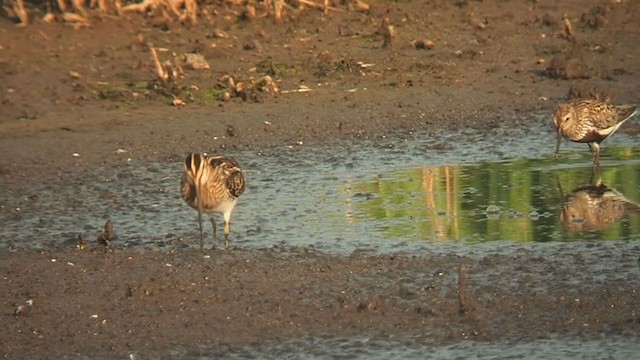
[1,119,639,251]
[345,154,640,244]
[559,168,640,233]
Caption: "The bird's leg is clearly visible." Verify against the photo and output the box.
[197,197,204,250]
[196,210,205,250]
[209,214,217,249]
[223,211,231,249]
[223,221,230,249]
[554,131,562,160]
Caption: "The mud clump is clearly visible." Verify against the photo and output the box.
[546,52,591,80]
[567,83,612,102]
[1,246,638,357]
[581,5,610,30]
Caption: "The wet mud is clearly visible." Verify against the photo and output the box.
[2,243,640,358]
[2,0,640,357]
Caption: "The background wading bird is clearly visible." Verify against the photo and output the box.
[181,153,245,248]
[553,98,637,166]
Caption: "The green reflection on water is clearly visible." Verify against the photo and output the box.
[345,149,640,243]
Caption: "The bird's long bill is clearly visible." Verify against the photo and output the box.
[196,189,204,249]
[554,130,562,160]
[197,210,204,245]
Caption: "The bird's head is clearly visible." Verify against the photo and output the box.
[553,103,574,133]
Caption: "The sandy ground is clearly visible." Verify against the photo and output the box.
[1,0,640,357]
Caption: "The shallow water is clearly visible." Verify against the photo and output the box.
[166,335,640,359]
[2,113,640,252]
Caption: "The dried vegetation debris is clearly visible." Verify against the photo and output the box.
[1,0,372,106]
[2,0,633,115]
[542,5,616,81]
[70,41,284,106]
[4,0,371,27]
[146,42,281,104]
[120,0,199,24]
[222,74,280,102]
[138,42,375,105]
[313,50,374,78]
[183,53,210,70]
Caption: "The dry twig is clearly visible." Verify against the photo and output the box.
[96,219,114,248]
[62,12,91,27]
[378,17,396,48]
[12,0,29,26]
[457,257,470,315]
[8,0,370,26]
[150,46,169,82]
[297,0,345,13]
[121,0,198,23]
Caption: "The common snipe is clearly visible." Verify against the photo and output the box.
[181,153,245,248]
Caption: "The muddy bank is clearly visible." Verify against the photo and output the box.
[2,0,640,357]
[2,0,640,179]
[1,243,639,357]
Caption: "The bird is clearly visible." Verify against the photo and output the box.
[553,98,637,166]
[180,153,245,248]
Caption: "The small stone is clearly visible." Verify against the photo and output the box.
[183,53,210,70]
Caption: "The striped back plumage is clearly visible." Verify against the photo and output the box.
[181,153,245,212]
[554,99,637,143]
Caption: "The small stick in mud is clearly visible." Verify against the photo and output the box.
[378,17,396,48]
[273,0,284,22]
[149,46,169,82]
[71,0,89,17]
[457,257,470,315]
[351,0,369,12]
[297,0,346,14]
[61,12,91,27]
[12,0,29,26]
[76,233,87,250]
[562,16,576,42]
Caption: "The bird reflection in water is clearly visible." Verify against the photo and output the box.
[559,169,640,232]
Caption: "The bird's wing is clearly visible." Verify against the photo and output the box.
[226,168,245,198]
[615,105,637,123]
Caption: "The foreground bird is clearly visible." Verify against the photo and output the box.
[553,99,637,165]
[181,153,245,248]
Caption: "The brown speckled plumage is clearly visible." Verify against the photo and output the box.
[181,153,245,247]
[554,98,637,165]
